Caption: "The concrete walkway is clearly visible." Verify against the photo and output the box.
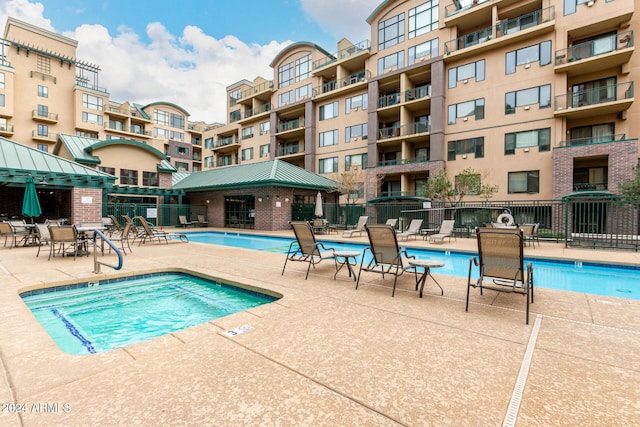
[0,228,638,426]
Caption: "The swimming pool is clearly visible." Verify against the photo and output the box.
[21,271,280,355]
[187,231,640,300]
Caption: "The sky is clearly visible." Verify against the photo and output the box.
[0,0,381,123]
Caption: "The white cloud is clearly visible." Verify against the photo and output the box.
[299,0,381,44]
[0,0,291,123]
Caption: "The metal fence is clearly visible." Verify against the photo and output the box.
[104,203,207,227]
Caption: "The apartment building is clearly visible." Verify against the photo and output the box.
[205,0,638,204]
[0,17,214,179]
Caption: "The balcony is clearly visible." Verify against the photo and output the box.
[106,124,152,137]
[444,0,492,19]
[313,40,371,70]
[444,6,555,60]
[554,81,634,119]
[312,70,370,98]
[238,81,274,104]
[378,93,401,109]
[277,118,304,135]
[573,181,608,192]
[405,85,431,102]
[241,103,271,120]
[31,130,57,142]
[31,110,58,123]
[0,123,14,136]
[213,135,240,153]
[277,143,304,158]
[555,30,634,77]
[377,155,431,167]
[557,133,627,148]
[378,122,430,141]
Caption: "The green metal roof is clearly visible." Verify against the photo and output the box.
[0,136,115,187]
[173,160,338,192]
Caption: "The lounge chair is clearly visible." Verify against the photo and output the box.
[107,215,124,235]
[179,215,196,228]
[397,219,423,241]
[342,216,368,238]
[134,216,168,245]
[385,218,398,229]
[196,214,209,227]
[282,221,337,280]
[356,224,417,296]
[429,219,456,243]
[108,222,132,254]
[466,228,534,324]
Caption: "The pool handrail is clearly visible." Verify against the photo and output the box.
[92,229,123,273]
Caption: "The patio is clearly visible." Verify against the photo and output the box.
[0,229,638,426]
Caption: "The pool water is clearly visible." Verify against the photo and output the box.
[187,231,640,300]
[21,272,279,355]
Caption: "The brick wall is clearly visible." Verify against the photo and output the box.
[70,188,103,224]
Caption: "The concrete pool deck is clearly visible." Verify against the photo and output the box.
[0,228,638,426]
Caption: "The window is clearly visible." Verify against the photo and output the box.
[154,109,169,125]
[447,99,485,124]
[319,130,339,147]
[229,110,241,122]
[175,146,189,157]
[37,104,48,118]
[415,147,429,162]
[38,85,48,98]
[278,91,293,107]
[36,144,48,152]
[448,60,485,88]
[569,123,615,145]
[175,162,189,171]
[98,166,115,175]
[131,124,144,135]
[345,124,368,142]
[505,128,551,154]
[36,55,50,74]
[259,121,270,135]
[229,88,242,106]
[0,117,7,131]
[319,157,338,174]
[259,144,270,158]
[508,171,539,193]
[119,169,138,185]
[571,77,616,108]
[319,102,339,120]
[217,155,233,167]
[377,51,405,74]
[77,131,98,138]
[0,94,4,107]
[154,128,169,138]
[143,171,159,187]
[171,113,185,129]
[278,62,293,88]
[447,137,484,160]
[295,55,312,81]
[109,119,123,130]
[82,112,103,124]
[204,137,214,148]
[506,41,552,74]
[378,13,405,50]
[204,156,214,168]
[241,147,253,161]
[346,94,368,113]
[408,1,439,39]
[168,129,182,141]
[0,72,4,89]
[409,38,438,64]
[295,84,312,101]
[82,94,103,111]
[37,124,48,137]
[505,85,551,113]
[242,126,254,139]
[345,153,368,171]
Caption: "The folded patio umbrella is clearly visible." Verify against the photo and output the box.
[314,192,323,217]
[22,175,42,221]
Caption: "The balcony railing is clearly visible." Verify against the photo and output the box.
[31,130,57,141]
[405,84,431,102]
[277,143,304,157]
[240,81,274,99]
[554,82,634,111]
[378,122,430,140]
[573,181,608,192]
[558,133,626,147]
[216,157,237,167]
[243,103,271,119]
[378,93,401,108]
[277,118,304,133]
[312,70,370,97]
[32,110,58,121]
[377,155,431,167]
[313,40,371,70]
[555,30,634,66]
[444,0,492,18]
[215,135,238,147]
[0,124,14,133]
[445,6,554,55]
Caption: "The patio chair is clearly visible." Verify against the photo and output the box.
[3,220,31,247]
[342,216,368,238]
[134,216,168,245]
[397,219,423,241]
[520,224,536,247]
[107,215,124,235]
[34,223,51,257]
[429,219,456,243]
[47,225,87,260]
[312,219,328,234]
[108,222,132,254]
[196,214,209,227]
[0,222,21,248]
[466,228,534,324]
[179,215,196,228]
[282,221,337,280]
[385,218,398,229]
[356,224,417,297]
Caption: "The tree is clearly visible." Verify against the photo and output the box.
[619,165,640,196]
[330,167,366,204]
